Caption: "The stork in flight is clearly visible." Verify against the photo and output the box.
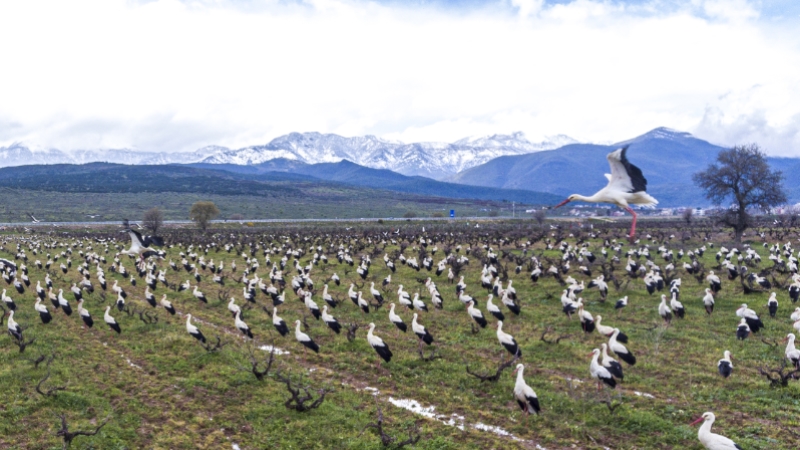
[554,146,658,240]
[121,219,164,260]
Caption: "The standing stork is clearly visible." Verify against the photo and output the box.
[702,289,715,315]
[736,318,750,340]
[512,364,540,415]
[388,303,407,332]
[690,412,742,450]
[160,294,176,315]
[34,298,52,324]
[609,328,636,366]
[6,310,22,340]
[467,300,488,328]
[235,311,254,339]
[294,320,319,353]
[272,307,289,337]
[553,146,658,240]
[496,321,521,357]
[589,348,616,389]
[185,314,207,343]
[717,351,733,378]
[767,292,778,318]
[78,300,93,328]
[367,323,392,367]
[411,313,434,350]
[736,304,764,333]
[321,305,341,334]
[104,306,121,334]
[783,333,800,368]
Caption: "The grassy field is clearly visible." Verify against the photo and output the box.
[0,220,798,449]
[0,187,520,223]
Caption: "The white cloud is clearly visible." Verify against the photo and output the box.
[0,0,798,155]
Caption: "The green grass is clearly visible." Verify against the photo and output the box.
[0,221,798,449]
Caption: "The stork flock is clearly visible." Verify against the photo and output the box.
[1,153,794,447]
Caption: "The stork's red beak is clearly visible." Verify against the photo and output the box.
[554,199,571,209]
[690,417,704,426]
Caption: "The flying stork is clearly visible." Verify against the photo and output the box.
[553,146,658,240]
[121,219,164,260]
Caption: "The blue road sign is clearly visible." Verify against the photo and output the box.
[450,210,455,218]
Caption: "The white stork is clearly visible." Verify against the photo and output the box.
[370,282,383,304]
[496,321,520,357]
[717,351,733,378]
[305,292,322,319]
[388,303,407,332]
[227,297,241,318]
[272,307,289,337]
[784,333,800,368]
[767,292,778,318]
[160,294,176,315]
[690,412,742,450]
[321,305,341,334]
[609,328,636,366]
[78,300,93,328]
[467,300,488,328]
[34,298,52,324]
[736,318,750,340]
[367,322,392,367]
[104,306,121,334]
[235,311,253,338]
[190,285,206,303]
[600,343,624,380]
[6,310,22,340]
[294,319,319,353]
[185,314,207,343]
[702,289,715,315]
[512,364,540,415]
[669,292,685,319]
[589,348,616,389]
[553,146,658,240]
[595,316,628,343]
[121,221,164,260]
[486,294,504,321]
[411,313,434,349]
[736,304,764,333]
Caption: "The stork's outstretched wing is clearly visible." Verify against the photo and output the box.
[606,146,647,193]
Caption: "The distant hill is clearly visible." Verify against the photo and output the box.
[448,128,800,207]
[187,159,563,205]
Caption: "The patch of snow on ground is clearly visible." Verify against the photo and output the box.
[258,345,290,355]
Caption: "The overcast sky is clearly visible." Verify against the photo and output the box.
[1,0,799,155]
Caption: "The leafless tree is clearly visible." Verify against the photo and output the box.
[274,371,333,412]
[682,208,693,225]
[533,209,547,227]
[693,144,787,243]
[361,398,421,448]
[142,207,164,234]
[54,413,112,449]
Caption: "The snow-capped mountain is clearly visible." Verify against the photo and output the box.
[0,132,576,178]
[199,132,578,179]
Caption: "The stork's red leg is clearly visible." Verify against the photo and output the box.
[625,207,638,240]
